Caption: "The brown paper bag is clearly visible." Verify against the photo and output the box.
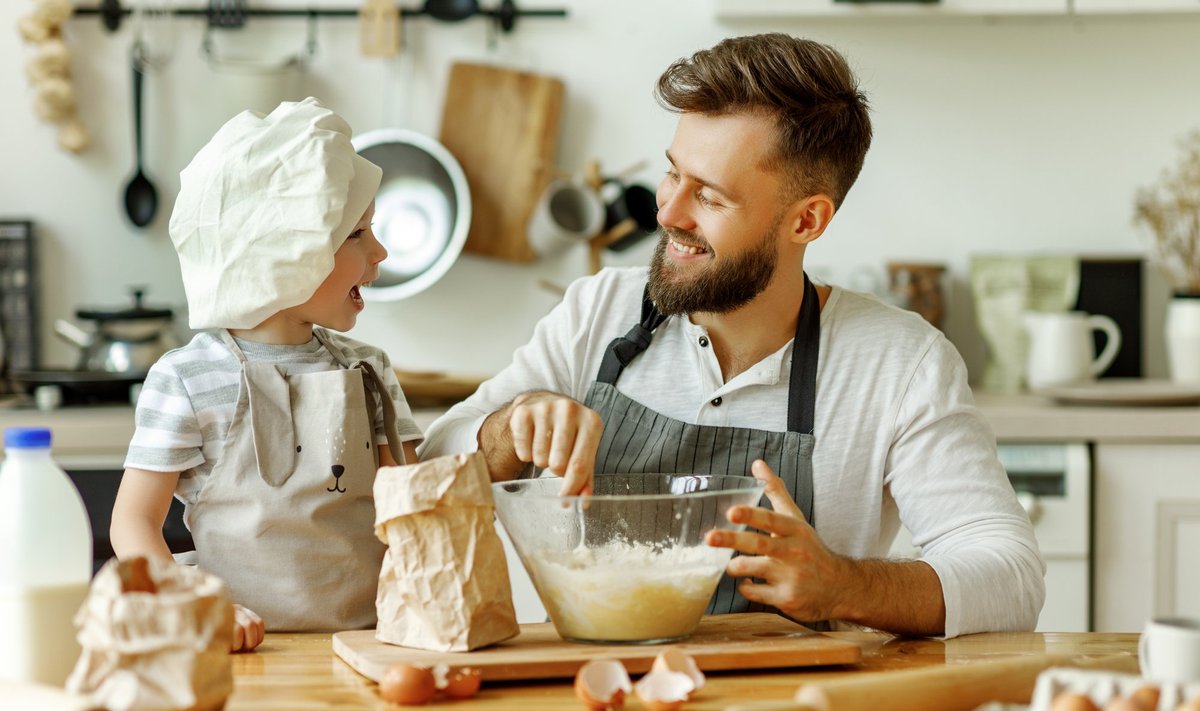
[373,452,519,651]
[66,558,233,711]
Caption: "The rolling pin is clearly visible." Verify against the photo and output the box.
[726,652,1139,711]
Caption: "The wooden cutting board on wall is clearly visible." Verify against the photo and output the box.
[333,613,862,682]
[438,62,565,263]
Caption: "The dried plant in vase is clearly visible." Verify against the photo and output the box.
[1134,130,1200,295]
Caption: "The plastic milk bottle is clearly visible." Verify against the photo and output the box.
[0,427,93,686]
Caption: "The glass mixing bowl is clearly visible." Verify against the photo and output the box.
[493,473,765,645]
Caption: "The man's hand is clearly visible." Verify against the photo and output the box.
[705,460,946,635]
[478,390,602,495]
[231,604,264,653]
[705,460,850,621]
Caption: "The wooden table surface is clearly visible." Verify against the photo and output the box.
[226,630,1139,710]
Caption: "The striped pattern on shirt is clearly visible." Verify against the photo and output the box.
[124,329,422,505]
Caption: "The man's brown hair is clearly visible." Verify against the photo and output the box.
[655,33,872,209]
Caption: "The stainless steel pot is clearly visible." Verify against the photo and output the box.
[54,288,179,373]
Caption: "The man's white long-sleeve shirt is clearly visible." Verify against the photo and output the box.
[420,267,1045,637]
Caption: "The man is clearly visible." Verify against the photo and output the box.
[419,33,1044,638]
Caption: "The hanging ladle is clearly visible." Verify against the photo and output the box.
[124,41,158,228]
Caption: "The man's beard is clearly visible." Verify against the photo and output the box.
[647,218,782,316]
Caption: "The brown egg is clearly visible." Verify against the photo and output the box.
[443,667,483,699]
[1050,692,1101,711]
[1130,685,1160,711]
[574,659,632,710]
[1105,696,1148,711]
[379,663,437,706]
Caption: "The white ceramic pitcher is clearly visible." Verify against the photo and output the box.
[1023,311,1121,390]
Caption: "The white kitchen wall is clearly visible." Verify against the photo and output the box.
[3,1,1197,379]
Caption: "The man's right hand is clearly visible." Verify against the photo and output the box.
[479,390,602,496]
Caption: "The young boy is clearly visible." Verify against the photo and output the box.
[111,98,423,651]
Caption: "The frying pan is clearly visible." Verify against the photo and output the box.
[9,370,147,406]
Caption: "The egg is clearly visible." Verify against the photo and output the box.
[1105,696,1149,711]
[379,663,437,706]
[1176,695,1200,711]
[574,659,632,710]
[634,668,694,711]
[1050,692,1101,711]
[443,667,483,699]
[1129,685,1160,711]
[649,647,705,696]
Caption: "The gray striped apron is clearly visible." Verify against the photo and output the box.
[582,274,819,616]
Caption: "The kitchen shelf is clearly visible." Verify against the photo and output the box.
[974,391,1200,443]
[73,0,566,33]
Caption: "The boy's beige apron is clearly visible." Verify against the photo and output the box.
[188,329,402,631]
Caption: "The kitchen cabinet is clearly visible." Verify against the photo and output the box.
[714,0,1068,19]
[1073,0,1200,12]
[975,392,1200,634]
[1093,443,1200,632]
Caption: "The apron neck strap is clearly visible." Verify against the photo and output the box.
[787,273,820,435]
[354,360,405,465]
[311,328,353,368]
[219,329,248,362]
[218,328,352,368]
[596,284,669,384]
[596,274,822,434]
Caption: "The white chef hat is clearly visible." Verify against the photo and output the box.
[169,97,382,329]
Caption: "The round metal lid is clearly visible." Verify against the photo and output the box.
[76,288,173,322]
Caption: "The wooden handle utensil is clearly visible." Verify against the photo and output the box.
[726,652,1139,711]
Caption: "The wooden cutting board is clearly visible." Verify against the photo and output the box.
[438,61,565,263]
[333,613,862,682]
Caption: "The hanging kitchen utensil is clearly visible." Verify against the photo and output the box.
[123,41,158,228]
[359,0,401,57]
[438,62,564,263]
[423,0,479,22]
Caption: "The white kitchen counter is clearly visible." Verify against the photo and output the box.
[0,404,452,467]
[0,403,135,466]
[3,395,1197,464]
[973,392,1200,443]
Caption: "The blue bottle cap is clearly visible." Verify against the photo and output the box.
[4,427,52,449]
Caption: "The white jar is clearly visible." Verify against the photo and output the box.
[1165,294,1200,384]
[0,427,93,686]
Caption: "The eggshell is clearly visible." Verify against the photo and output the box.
[634,668,694,711]
[650,647,705,695]
[1050,692,1101,711]
[379,663,437,706]
[444,667,483,699]
[574,659,632,710]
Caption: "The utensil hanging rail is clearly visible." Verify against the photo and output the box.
[73,1,567,33]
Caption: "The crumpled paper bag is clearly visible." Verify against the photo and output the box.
[66,557,233,711]
[374,452,519,652]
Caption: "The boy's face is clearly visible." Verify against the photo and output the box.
[288,201,386,332]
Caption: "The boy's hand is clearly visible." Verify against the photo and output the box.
[231,604,265,653]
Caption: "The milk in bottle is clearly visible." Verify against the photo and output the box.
[0,426,93,686]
